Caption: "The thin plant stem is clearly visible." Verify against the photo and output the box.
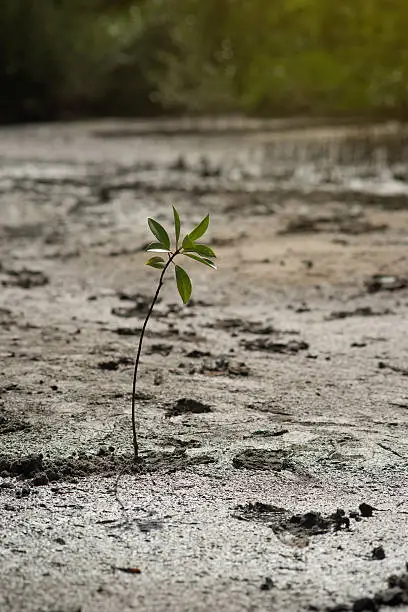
[131,250,179,460]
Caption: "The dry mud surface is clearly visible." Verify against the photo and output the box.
[0,119,408,612]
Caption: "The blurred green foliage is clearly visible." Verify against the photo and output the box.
[1,0,408,121]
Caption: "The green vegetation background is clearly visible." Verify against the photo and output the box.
[1,0,408,122]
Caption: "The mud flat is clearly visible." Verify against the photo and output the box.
[1,119,408,611]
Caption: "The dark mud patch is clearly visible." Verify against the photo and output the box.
[165,397,212,418]
[279,212,387,236]
[232,448,290,471]
[160,436,201,449]
[186,349,212,358]
[242,338,309,354]
[1,268,49,289]
[111,305,147,318]
[378,361,408,377]
[0,448,215,484]
[111,292,155,318]
[146,343,173,356]
[246,401,293,417]
[246,428,289,438]
[326,307,393,320]
[209,318,277,335]
[0,307,16,326]
[111,326,141,336]
[208,317,297,337]
[116,291,157,305]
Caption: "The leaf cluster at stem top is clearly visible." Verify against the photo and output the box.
[145,207,216,303]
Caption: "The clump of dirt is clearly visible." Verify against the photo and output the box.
[371,545,386,560]
[0,448,215,484]
[232,502,286,523]
[333,568,408,611]
[143,448,215,473]
[365,274,408,293]
[112,327,141,336]
[198,356,250,377]
[165,397,212,418]
[233,503,367,538]
[358,502,376,517]
[247,428,289,438]
[242,338,309,354]
[0,307,15,325]
[186,350,212,358]
[0,453,44,477]
[275,509,349,537]
[0,451,131,483]
[0,410,30,435]
[1,268,49,288]
[378,361,408,377]
[232,448,289,471]
[97,356,133,370]
[160,436,201,449]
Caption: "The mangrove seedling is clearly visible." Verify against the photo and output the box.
[131,206,217,460]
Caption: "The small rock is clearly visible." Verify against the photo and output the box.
[375,587,404,606]
[32,472,49,486]
[165,398,211,418]
[387,575,399,588]
[15,486,31,499]
[359,503,375,517]
[352,597,377,612]
[371,545,385,560]
[260,577,274,591]
[4,504,17,511]
[154,373,163,385]
[98,360,118,371]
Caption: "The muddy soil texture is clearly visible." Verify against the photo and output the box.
[0,119,408,612]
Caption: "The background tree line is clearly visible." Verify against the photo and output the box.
[1,0,408,122]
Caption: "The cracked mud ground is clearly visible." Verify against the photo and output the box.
[0,119,408,612]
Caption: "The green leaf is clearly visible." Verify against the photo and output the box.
[146,256,165,270]
[175,265,192,304]
[184,253,217,269]
[148,218,170,250]
[189,214,210,241]
[146,242,170,253]
[185,244,216,258]
[173,206,181,247]
[182,234,195,250]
